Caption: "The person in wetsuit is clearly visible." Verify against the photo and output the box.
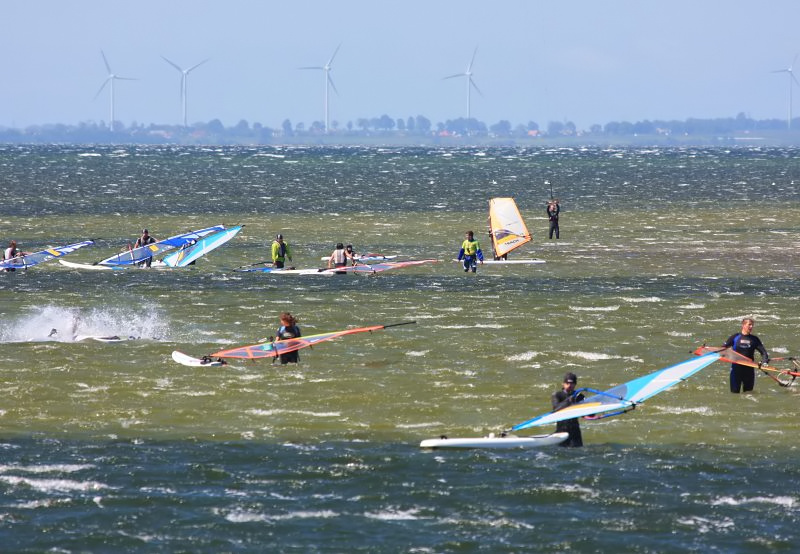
[546,200,560,239]
[457,230,484,273]
[271,233,293,269]
[552,372,585,447]
[275,312,301,364]
[723,317,769,393]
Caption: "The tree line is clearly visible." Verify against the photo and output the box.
[1,111,798,145]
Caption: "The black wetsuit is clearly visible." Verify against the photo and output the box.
[551,389,584,447]
[276,324,301,364]
[724,333,768,393]
[547,204,560,239]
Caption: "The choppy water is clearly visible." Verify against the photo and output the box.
[1,145,800,551]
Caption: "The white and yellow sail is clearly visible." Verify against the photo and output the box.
[488,197,531,258]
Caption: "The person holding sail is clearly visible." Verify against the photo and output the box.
[551,372,585,447]
[134,229,157,268]
[275,312,302,364]
[457,230,484,273]
[723,317,769,393]
[546,199,560,239]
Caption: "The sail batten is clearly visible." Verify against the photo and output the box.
[488,197,531,258]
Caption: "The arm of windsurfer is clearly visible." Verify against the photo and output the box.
[476,248,484,264]
[551,390,585,412]
[457,248,465,261]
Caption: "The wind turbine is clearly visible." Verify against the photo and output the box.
[772,54,800,130]
[162,56,209,127]
[94,50,136,130]
[299,44,341,132]
[444,47,482,119]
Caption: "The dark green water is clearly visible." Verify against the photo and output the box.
[1,145,799,552]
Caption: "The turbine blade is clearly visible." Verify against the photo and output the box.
[186,58,210,73]
[470,77,483,97]
[467,46,478,72]
[443,72,466,80]
[327,43,342,67]
[328,74,339,96]
[93,77,111,100]
[792,72,800,88]
[161,55,183,72]
[299,66,324,70]
[101,50,112,73]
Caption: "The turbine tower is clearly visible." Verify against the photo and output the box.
[299,44,341,132]
[94,51,136,130]
[772,54,800,130]
[444,47,482,119]
[162,56,209,127]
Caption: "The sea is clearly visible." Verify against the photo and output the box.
[0,144,799,552]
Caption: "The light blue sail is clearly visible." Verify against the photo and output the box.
[98,225,224,266]
[512,352,722,431]
[1,240,94,270]
[160,225,243,267]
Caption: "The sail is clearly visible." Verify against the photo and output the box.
[488,197,531,258]
[160,225,243,267]
[346,259,438,274]
[693,346,800,382]
[210,321,416,360]
[0,240,94,269]
[98,225,225,266]
[511,352,722,431]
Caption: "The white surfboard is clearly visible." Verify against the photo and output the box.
[59,259,117,270]
[172,350,226,367]
[319,255,398,262]
[419,432,568,450]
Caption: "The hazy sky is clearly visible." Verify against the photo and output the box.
[4,0,800,130]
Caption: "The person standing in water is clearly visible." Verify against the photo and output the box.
[271,234,292,269]
[551,372,585,447]
[275,312,301,364]
[723,317,769,393]
[457,230,484,273]
[546,199,560,239]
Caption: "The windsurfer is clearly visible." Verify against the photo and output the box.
[345,244,358,265]
[276,312,301,364]
[552,372,584,447]
[723,317,769,393]
[3,240,26,271]
[547,199,560,239]
[328,243,349,268]
[134,229,157,268]
[271,234,293,269]
[457,231,484,273]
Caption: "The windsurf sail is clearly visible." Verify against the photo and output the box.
[160,225,243,267]
[488,197,531,258]
[209,321,416,360]
[694,346,800,387]
[0,240,94,270]
[98,225,225,266]
[346,259,438,274]
[511,352,722,432]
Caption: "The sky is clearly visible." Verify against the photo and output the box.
[4,0,800,131]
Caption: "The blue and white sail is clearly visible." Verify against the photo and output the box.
[0,240,94,270]
[160,225,243,267]
[511,352,722,431]
[98,225,225,267]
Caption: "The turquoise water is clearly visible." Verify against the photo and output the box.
[1,145,799,551]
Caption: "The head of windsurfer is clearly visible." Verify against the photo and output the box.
[345,244,353,253]
[276,233,284,243]
[465,231,474,240]
[741,317,755,336]
[563,372,577,393]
